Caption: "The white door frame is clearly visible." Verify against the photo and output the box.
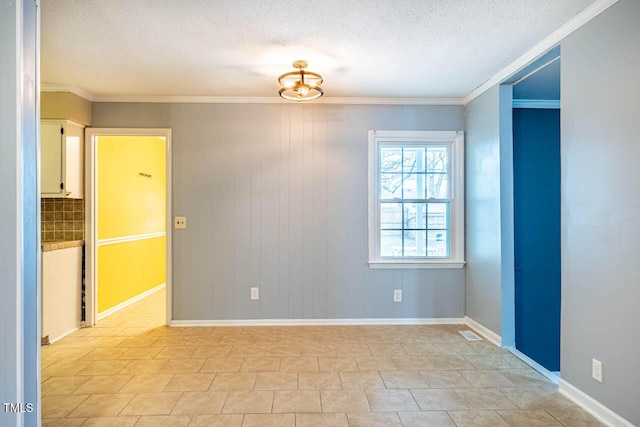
[84,128,172,326]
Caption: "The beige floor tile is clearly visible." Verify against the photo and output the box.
[298,371,341,390]
[187,336,225,346]
[273,390,321,413]
[398,411,456,427]
[151,336,191,347]
[163,373,215,391]
[544,408,605,426]
[295,412,348,427]
[200,357,243,373]
[42,360,92,377]
[89,337,128,348]
[41,394,89,418]
[320,390,371,412]
[333,344,371,357]
[54,337,97,348]
[206,372,255,390]
[421,370,474,388]
[339,371,385,389]
[221,391,274,414]
[498,409,563,426]
[254,372,299,390]
[355,356,397,371]
[242,413,295,427]
[116,337,158,348]
[379,370,428,388]
[497,387,575,411]
[72,375,131,394]
[154,346,198,359]
[368,344,407,356]
[133,415,191,426]
[41,376,91,395]
[240,357,280,372]
[227,345,266,357]
[42,347,93,362]
[178,326,216,336]
[171,391,228,415]
[465,355,520,370]
[220,335,255,345]
[119,374,174,393]
[455,388,517,410]
[410,388,468,410]
[191,345,232,358]
[402,343,443,356]
[318,357,358,372]
[119,392,183,416]
[429,355,476,371]
[280,357,319,372]
[188,414,244,427]
[116,347,162,360]
[41,419,87,427]
[76,360,129,376]
[80,348,129,361]
[498,369,551,387]
[157,358,205,373]
[80,417,140,426]
[448,410,510,427]
[392,356,435,370]
[67,393,135,417]
[346,412,402,427]
[299,344,337,357]
[366,389,419,411]
[265,344,302,357]
[119,359,168,374]
[461,370,515,387]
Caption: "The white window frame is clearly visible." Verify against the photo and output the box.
[368,130,465,269]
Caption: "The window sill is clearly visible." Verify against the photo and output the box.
[368,260,466,269]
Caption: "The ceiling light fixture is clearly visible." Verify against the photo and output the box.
[278,60,323,101]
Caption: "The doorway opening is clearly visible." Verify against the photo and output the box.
[85,129,172,327]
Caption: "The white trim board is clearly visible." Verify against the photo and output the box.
[41,84,95,102]
[512,99,560,109]
[91,95,464,105]
[171,318,465,327]
[464,0,619,105]
[507,347,560,384]
[97,283,166,321]
[558,379,634,427]
[97,231,166,246]
[464,317,502,347]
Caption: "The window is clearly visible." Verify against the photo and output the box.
[368,131,465,268]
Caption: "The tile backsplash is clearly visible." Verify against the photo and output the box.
[41,198,85,241]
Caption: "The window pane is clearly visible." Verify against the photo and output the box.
[426,173,448,199]
[403,147,425,173]
[427,203,448,229]
[403,173,426,199]
[427,230,449,257]
[380,173,402,199]
[380,148,402,172]
[427,146,447,173]
[403,230,427,257]
[381,230,403,257]
[403,203,426,229]
[380,203,402,229]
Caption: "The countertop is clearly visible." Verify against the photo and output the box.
[41,240,84,252]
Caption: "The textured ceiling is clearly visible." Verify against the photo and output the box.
[41,0,595,98]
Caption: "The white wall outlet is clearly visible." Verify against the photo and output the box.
[174,216,187,229]
[393,289,402,302]
[592,359,603,382]
[250,287,259,301]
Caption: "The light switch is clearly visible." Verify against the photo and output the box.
[174,216,187,229]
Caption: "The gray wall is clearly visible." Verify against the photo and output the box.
[464,86,510,338]
[561,0,640,424]
[93,103,466,320]
[0,0,40,426]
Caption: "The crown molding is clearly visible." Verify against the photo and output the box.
[512,99,560,109]
[40,84,95,101]
[90,95,464,105]
[463,0,619,105]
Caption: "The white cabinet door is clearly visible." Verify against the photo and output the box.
[41,122,63,195]
[64,122,84,198]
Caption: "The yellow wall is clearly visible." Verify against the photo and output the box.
[97,135,166,313]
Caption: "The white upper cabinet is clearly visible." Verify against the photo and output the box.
[41,120,84,198]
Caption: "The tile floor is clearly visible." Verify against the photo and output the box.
[41,290,603,426]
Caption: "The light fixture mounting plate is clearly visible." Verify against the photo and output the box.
[292,60,308,69]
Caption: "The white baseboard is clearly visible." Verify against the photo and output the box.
[47,327,80,344]
[98,283,166,321]
[507,347,559,384]
[464,316,502,347]
[170,317,465,327]
[558,379,634,427]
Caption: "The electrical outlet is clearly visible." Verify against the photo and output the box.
[250,287,259,301]
[393,289,402,302]
[174,216,187,229]
[592,359,603,382]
